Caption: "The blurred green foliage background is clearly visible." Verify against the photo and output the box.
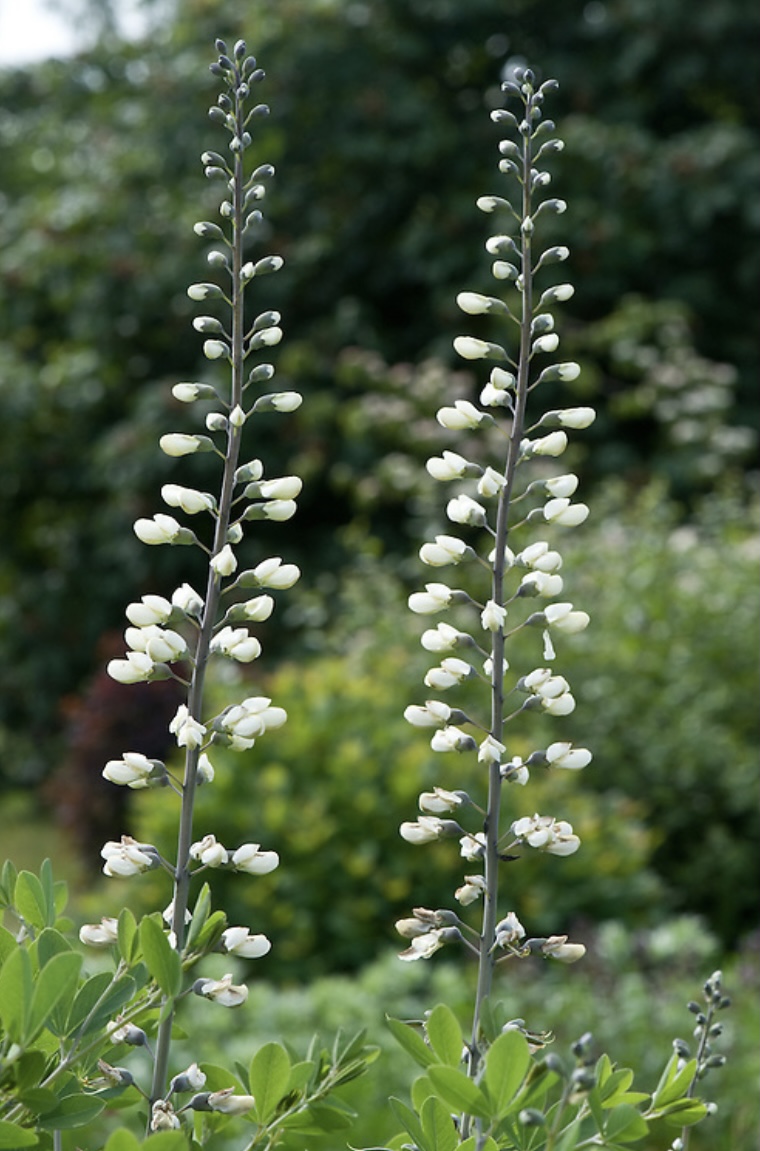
[0,0,758,985]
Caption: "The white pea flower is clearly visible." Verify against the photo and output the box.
[79,917,119,947]
[544,602,590,633]
[453,336,494,360]
[132,626,187,664]
[480,382,512,407]
[477,466,506,498]
[523,431,568,458]
[125,595,172,627]
[543,497,589,527]
[197,752,215,784]
[229,405,246,428]
[456,291,498,314]
[545,474,578,498]
[106,652,155,684]
[101,836,159,878]
[210,626,262,663]
[151,1101,181,1131]
[231,844,280,874]
[207,1088,257,1113]
[542,692,576,716]
[190,834,229,868]
[501,756,529,785]
[172,582,204,616]
[211,543,237,577]
[395,915,433,939]
[490,366,516,389]
[161,484,215,515]
[516,540,563,572]
[455,875,486,905]
[483,656,509,678]
[478,734,505,764]
[532,333,560,354]
[447,494,487,526]
[553,406,596,428]
[495,912,526,947]
[159,433,203,457]
[436,400,487,430]
[420,535,468,567]
[431,726,477,753]
[170,1063,207,1093]
[460,832,487,861]
[426,450,472,481]
[511,814,580,856]
[546,742,592,770]
[257,475,303,499]
[408,583,454,614]
[221,926,272,958]
[487,543,516,568]
[269,391,302,412]
[481,599,507,632]
[403,700,452,727]
[400,816,451,844]
[252,556,300,588]
[169,705,207,749]
[520,571,564,597]
[194,973,248,1007]
[420,622,465,652]
[424,657,472,690]
[103,752,160,789]
[241,594,275,621]
[541,935,586,963]
[203,339,229,360]
[398,929,447,961]
[418,787,465,814]
[134,514,183,546]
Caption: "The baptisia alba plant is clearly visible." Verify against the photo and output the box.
[383,70,727,1151]
[0,41,375,1151]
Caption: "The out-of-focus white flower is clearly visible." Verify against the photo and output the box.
[446,494,487,526]
[455,875,486,905]
[210,626,262,663]
[544,602,590,633]
[495,912,526,948]
[546,742,592,770]
[79,917,119,947]
[418,787,465,814]
[543,497,589,527]
[221,926,272,958]
[431,726,477,753]
[134,514,184,545]
[460,832,487,861]
[103,752,161,789]
[420,535,468,567]
[220,697,287,747]
[231,844,279,874]
[541,935,586,963]
[211,544,237,577]
[101,836,159,878]
[511,814,580,856]
[403,700,452,727]
[125,595,172,627]
[424,657,472,690]
[437,400,487,430]
[197,753,215,784]
[170,705,207,749]
[426,450,472,481]
[408,583,454,614]
[190,834,229,868]
[194,973,248,1007]
[481,600,507,632]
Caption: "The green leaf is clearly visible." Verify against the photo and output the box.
[139,916,181,998]
[420,1095,458,1151]
[198,1063,245,1093]
[66,970,112,1034]
[27,951,82,1043]
[386,1016,437,1069]
[604,1103,649,1143]
[14,872,50,931]
[287,1059,315,1092]
[35,927,72,967]
[37,1093,106,1130]
[388,1097,429,1151]
[457,1139,498,1151]
[410,1074,435,1112]
[0,860,18,906]
[14,1050,49,1092]
[659,1098,709,1127]
[653,1054,698,1109]
[0,1121,37,1147]
[0,925,18,965]
[426,1004,463,1068]
[185,883,212,952]
[427,1065,492,1120]
[117,908,139,965]
[104,1129,188,1151]
[555,1118,583,1151]
[483,1028,532,1116]
[191,909,226,954]
[249,1042,292,1124]
[0,943,32,1042]
[104,1130,142,1151]
[304,1098,356,1132]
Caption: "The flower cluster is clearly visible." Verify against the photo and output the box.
[398,72,590,984]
